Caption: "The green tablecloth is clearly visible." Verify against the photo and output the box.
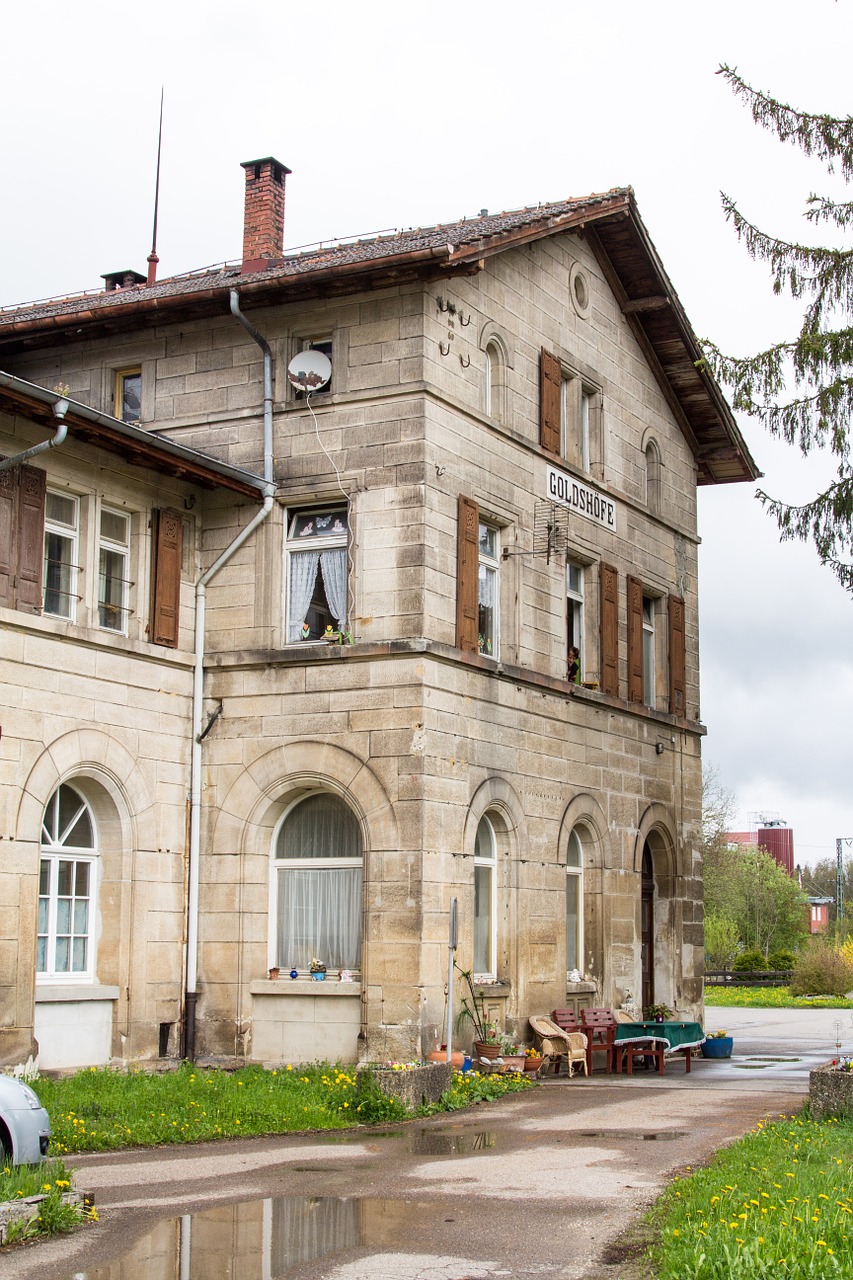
[613,1021,704,1052]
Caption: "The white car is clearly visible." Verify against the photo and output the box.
[0,1076,51,1164]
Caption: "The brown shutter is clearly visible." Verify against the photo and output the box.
[150,508,182,648]
[540,349,562,454]
[0,463,17,608]
[668,595,686,716]
[599,562,619,696]
[456,495,479,652]
[16,466,46,614]
[626,575,644,704]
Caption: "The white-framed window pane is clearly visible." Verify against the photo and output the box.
[566,873,580,971]
[642,596,655,707]
[567,561,584,676]
[38,784,96,980]
[477,523,499,657]
[286,509,348,642]
[580,390,591,471]
[99,508,131,632]
[474,863,493,975]
[274,793,363,971]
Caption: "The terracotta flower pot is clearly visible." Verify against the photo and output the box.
[525,1056,543,1073]
[474,1042,501,1060]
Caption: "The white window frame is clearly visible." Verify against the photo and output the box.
[642,595,656,708]
[43,489,79,621]
[37,784,97,982]
[566,829,584,976]
[270,792,363,974]
[559,370,596,473]
[567,561,584,678]
[98,506,132,633]
[474,815,497,980]
[477,521,500,658]
[115,367,142,423]
[284,507,349,643]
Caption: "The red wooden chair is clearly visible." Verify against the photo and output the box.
[550,1008,581,1035]
[580,1007,616,1074]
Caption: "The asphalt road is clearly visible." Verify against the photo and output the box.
[4,1006,846,1280]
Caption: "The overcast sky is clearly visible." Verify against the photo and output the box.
[3,1,852,870]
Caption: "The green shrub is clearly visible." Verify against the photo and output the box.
[731,948,766,971]
[790,939,853,996]
[704,912,739,968]
[767,948,796,970]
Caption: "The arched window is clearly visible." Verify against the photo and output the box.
[273,794,363,972]
[474,815,497,978]
[566,828,584,975]
[484,339,508,424]
[644,440,661,511]
[38,783,97,979]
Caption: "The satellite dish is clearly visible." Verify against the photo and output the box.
[287,349,332,393]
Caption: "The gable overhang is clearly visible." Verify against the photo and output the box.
[0,372,266,499]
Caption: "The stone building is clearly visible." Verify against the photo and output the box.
[0,158,757,1070]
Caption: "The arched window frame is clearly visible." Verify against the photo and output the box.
[480,325,512,425]
[38,783,98,982]
[270,791,363,974]
[643,438,662,512]
[474,814,498,979]
[565,827,585,976]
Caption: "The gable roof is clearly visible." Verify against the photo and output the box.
[0,189,758,485]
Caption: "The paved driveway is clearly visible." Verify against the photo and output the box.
[5,1007,842,1280]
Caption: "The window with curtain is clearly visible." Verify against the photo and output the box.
[566,828,584,974]
[38,783,97,979]
[474,815,497,978]
[273,793,362,971]
[477,523,499,657]
[286,508,348,642]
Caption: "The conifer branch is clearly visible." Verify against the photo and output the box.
[804,194,853,229]
[718,65,853,179]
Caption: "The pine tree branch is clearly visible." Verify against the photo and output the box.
[721,194,853,306]
[718,65,853,180]
[757,474,853,591]
[804,194,853,229]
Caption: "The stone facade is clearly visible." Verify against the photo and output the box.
[0,165,756,1069]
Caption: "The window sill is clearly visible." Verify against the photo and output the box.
[35,984,120,1003]
[249,979,362,996]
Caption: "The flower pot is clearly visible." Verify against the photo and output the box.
[311,971,326,981]
[268,967,280,980]
[501,1055,525,1072]
[525,1056,543,1073]
[474,1041,501,1060]
[702,1036,733,1059]
[427,1049,465,1067]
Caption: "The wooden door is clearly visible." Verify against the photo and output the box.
[641,846,655,1014]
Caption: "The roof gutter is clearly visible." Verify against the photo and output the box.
[182,289,277,1062]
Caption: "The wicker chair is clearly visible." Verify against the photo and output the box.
[528,1015,588,1078]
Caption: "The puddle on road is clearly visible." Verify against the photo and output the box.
[66,1195,435,1279]
[576,1129,687,1142]
[323,1127,497,1156]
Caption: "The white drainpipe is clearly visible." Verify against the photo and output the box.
[183,290,275,1059]
[0,396,69,471]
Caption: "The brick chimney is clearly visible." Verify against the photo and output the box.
[240,156,291,272]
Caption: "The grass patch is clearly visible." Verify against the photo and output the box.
[0,1156,95,1243]
[647,1111,853,1278]
[34,1061,533,1155]
[705,987,853,1010]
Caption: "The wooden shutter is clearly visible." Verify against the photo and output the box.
[150,508,182,648]
[0,463,45,612]
[456,495,479,652]
[0,463,16,608]
[599,562,619,697]
[626,575,644,704]
[668,595,686,716]
[16,466,46,614]
[540,349,562,454]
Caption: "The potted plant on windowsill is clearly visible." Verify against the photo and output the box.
[309,958,327,981]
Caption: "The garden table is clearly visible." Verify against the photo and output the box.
[613,1021,705,1074]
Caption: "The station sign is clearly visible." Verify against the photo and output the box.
[546,464,617,532]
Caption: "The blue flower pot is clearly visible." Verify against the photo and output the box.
[311,971,326,981]
[702,1036,733,1059]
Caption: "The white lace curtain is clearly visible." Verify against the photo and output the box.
[277,867,362,970]
[287,548,347,641]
